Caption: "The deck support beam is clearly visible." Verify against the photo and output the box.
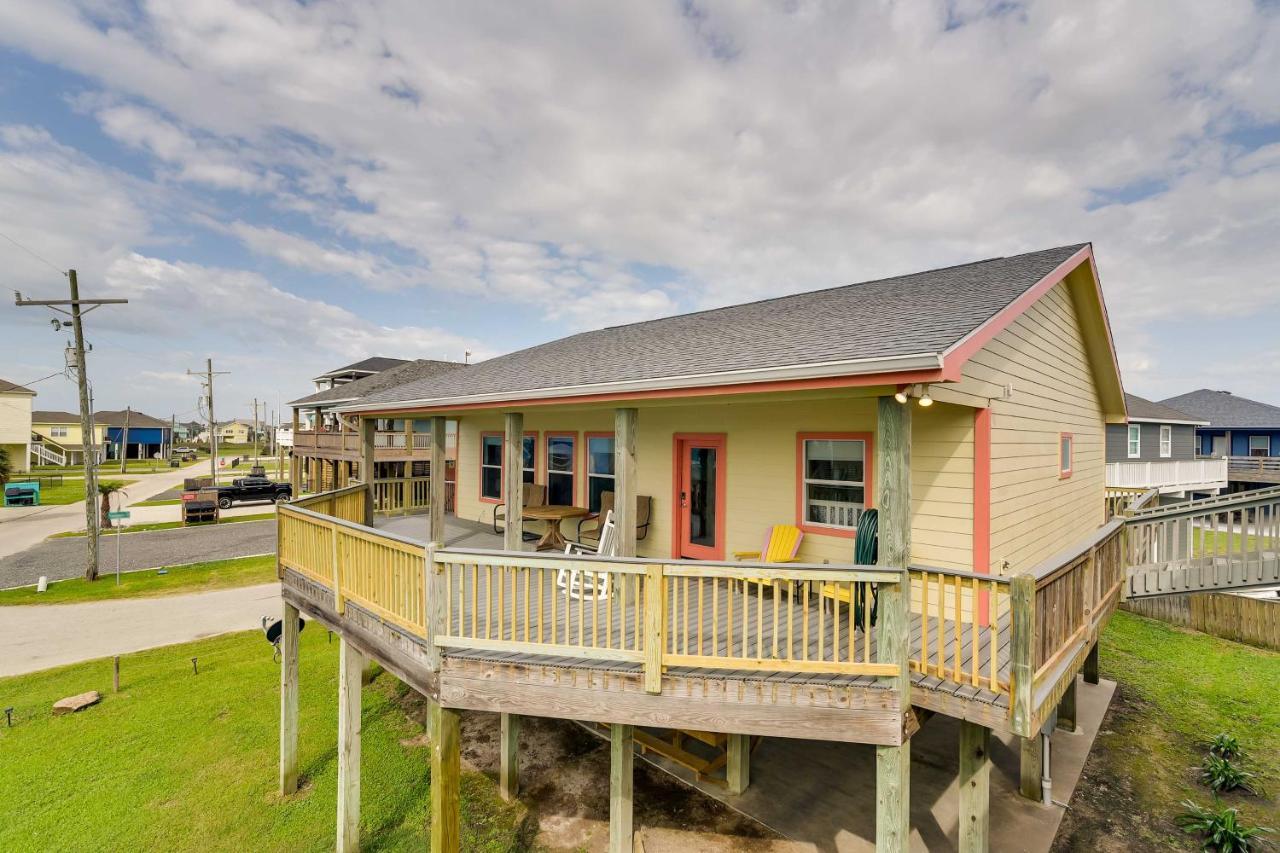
[614,408,638,558]
[875,396,912,852]
[360,417,376,524]
[503,412,524,551]
[290,409,301,495]
[1018,735,1042,801]
[1083,642,1099,685]
[337,638,363,853]
[609,723,634,853]
[726,733,750,795]
[958,721,990,853]
[427,417,446,544]
[279,601,300,795]
[500,711,520,801]
[430,703,461,853]
[1057,678,1077,732]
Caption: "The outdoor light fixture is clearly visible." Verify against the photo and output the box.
[896,384,934,406]
[894,388,909,404]
[918,390,934,407]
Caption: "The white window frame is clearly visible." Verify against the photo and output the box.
[50,426,68,438]
[801,437,867,531]
[1159,425,1172,458]
[1127,424,1141,459]
[1249,435,1271,457]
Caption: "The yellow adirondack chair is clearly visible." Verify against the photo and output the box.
[732,524,804,563]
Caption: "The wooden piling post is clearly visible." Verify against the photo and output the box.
[430,702,461,853]
[609,723,634,853]
[500,711,520,801]
[360,417,376,524]
[290,409,301,495]
[1010,574,1036,737]
[726,733,750,795]
[279,601,300,795]
[1019,735,1042,801]
[1083,642,1099,685]
[1057,678,1077,732]
[875,396,911,852]
[614,408,638,558]
[337,638,363,852]
[958,720,990,853]
[427,417,446,545]
[643,564,665,694]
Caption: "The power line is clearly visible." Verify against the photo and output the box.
[0,228,67,278]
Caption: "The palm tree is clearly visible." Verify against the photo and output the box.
[98,480,127,530]
[0,446,11,488]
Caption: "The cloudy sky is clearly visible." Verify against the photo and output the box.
[1,0,1277,422]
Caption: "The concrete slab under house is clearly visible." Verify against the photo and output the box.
[270,243,1280,852]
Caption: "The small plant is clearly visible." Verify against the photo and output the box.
[1202,754,1260,795]
[1177,800,1273,852]
[1209,733,1245,761]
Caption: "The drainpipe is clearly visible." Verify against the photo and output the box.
[1040,731,1053,806]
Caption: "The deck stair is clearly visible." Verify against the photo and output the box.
[1123,485,1280,599]
[29,436,65,467]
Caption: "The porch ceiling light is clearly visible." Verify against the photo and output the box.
[918,391,933,407]
[894,388,909,404]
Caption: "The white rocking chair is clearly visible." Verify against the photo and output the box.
[557,510,618,600]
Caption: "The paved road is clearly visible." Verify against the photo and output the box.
[0,583,283,676]
[0,520,277,589]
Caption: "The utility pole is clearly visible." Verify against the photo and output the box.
[118,406,131,474]
[251,398,261,464]
[15,269,128,581]
[188,358,229,480]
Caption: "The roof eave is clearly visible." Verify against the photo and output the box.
[1127,416,1211,427]
[338,352,946,414]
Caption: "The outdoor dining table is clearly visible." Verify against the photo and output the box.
[521,504,591,551]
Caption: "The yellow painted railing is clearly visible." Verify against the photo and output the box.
[372,476,431,515]
[906,568,1010,695]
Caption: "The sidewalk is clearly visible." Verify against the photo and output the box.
[0,582,283,677]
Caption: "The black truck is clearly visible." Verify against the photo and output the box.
[214,477,292,509]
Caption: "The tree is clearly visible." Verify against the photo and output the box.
[0,446,10,487]
[98,480,128,531]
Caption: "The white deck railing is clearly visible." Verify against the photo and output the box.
[1106,458,1228,492]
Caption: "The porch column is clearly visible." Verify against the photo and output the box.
[1057,678,1077,733]
[1083,643,1099,685]
[500,412,524,802]
[958,721,991,853]
[311,457,323,494]
[875,396,911,852]
[609,723,634,853]
[403,417,414,460]
[279,601,300,795]
[428,417,447,544]
[361,417,376,524]
[1019,735,1042,801]
[503,412,525,551]
[614,408,638,558]
[430,702,461,853]
[337,638,363,853]
[726,733,750,795]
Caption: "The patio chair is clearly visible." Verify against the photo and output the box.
[732,524,804,563]
[557,511,618,600]
[492,482,547,540]
[576,491,652,544]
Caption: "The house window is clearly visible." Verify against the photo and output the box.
[1060,433,1074,479]
[522,434,537,484]
[50,426,68,438]
[546,433,576,505]
[1126,424,1141,458]
[1159,425,1172,458]
[480,433,502,501]
[586,434,615,512]
[798,434,869,534]
[1250,435,1271,457]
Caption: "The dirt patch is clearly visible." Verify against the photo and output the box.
[390,683,782,851]
[1052,684,1187,852]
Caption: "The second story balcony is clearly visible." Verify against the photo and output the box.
[292,429,440,461]
[1105,457,1228,494]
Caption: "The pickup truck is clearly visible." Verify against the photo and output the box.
[214,477,292,509]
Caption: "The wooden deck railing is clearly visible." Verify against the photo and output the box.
[906,568,1010,696]
[372,476,431,514]
[1104,486,1157,518]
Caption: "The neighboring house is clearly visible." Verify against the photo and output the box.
[1104,394,1226,496]
[311,356,410,395]
[97,410,173,461]
[30,410,107,466]
[0,378,36,474]
[173,420,203,443]
[216,420,256,445]
[344,243,1127,575]
[1160,389,1280,486]
[289,358,466,494]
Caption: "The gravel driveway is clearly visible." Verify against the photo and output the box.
[0,520,277,589]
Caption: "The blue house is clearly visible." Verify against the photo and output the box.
[1160,390,1280,458]
[98,409,173,461]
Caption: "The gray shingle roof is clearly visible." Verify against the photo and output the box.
[95,409,169,429]
[1158,390,1280,428]
[0,378,36,395]
[1124,393,1206,425]
[33,410,107,424]
[351,244,1087,410]
[313,356,410,380]
[292,359,467,407]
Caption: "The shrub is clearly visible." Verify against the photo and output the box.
[1208,733,1245,761]
[1177,800,1273,852]
[1201,754,1260,795]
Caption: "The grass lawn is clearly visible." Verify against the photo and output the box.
[0,631,530,851]
[48,512,276,539]
[1056,610,1280,850]
[17,478,137,506]
[1192,529,1276,557]
[0,555,279,605]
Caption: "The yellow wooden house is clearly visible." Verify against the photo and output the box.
[277,243,1132,853]
[30,410,107,466]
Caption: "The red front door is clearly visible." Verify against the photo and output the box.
[673,434,726,560]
